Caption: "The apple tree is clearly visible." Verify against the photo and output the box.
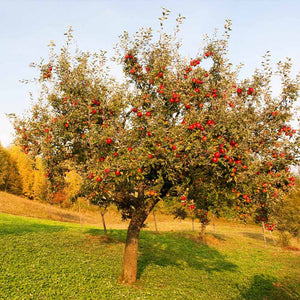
[14,10,299,284]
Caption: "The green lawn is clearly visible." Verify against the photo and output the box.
[0,212,299,299]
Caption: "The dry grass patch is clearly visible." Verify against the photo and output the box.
[0,192,127,228]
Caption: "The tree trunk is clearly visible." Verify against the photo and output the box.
[121,201,158,284]
[121,180,170,284]
[121,218,141,284]
[100,209,107,237]
[212,213,216,234]
[200,223,206,243]
[262,221,267,248]
[78,198,82,227]
[153,211,158,232]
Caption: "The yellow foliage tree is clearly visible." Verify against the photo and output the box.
[9,145,34,198]
[33,157,49,201]
[65,170,82,201]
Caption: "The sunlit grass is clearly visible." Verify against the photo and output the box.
[1,212,299,299]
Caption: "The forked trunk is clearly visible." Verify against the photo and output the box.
[200,222,206,243]
[121,180,170,284]
[121,204,157,283]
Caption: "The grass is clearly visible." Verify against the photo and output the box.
[1,212,300,299]
[0,191,127,228]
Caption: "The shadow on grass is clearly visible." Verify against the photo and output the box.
[210,233,227,241]
[240,274,299,300]
[137,231,237,279]
[0,223,66,235]
[85,228,126,244]
[84,229,237,279]
[57,212,80,221]
[242,232,273,244]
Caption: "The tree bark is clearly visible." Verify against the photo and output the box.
[153,211,158,232]
[200,223,206,243]
[78,198,82,227]
[100,208,107,237]
[262,221,267,248]
[121,217,142,284]
[121,180,171,284]
[121,200,159,283]
[212,213,216,234]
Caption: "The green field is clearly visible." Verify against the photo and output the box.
[0,212,299,299]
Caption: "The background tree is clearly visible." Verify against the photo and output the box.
[9,145,35,199]
[0,143,22,195]
[273,176,300,247]
[33,157,49,201]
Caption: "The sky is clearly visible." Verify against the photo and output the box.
[0,0,299,148]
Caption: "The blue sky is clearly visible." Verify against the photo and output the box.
[0,0,299,147]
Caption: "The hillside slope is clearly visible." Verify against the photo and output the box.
[0,192,127,228]
[0,192,195,231]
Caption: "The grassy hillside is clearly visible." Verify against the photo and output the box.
[0,191,127,228]
[0,212,299,299]
[0,191,215,231]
